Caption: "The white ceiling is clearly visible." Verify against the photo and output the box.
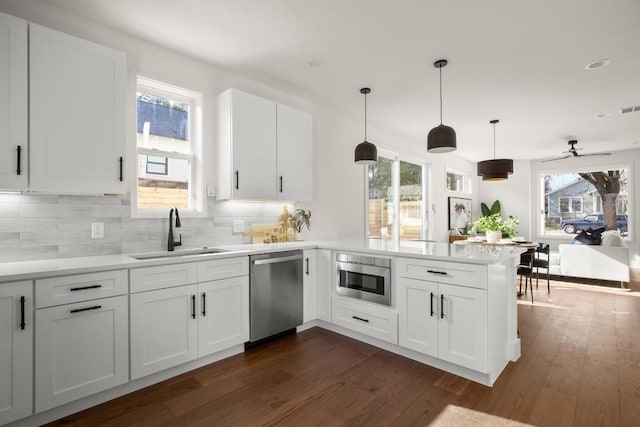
[43,0,640,162]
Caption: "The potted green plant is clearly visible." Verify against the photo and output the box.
[292,209,311,240]
[472,213,518,243]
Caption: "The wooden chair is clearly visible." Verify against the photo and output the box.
[517,248,535,303]
[533,243,550,293]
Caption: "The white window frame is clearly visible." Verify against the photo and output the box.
[364,148,430,241]
[536,164,632,240]
[132,76,204,218]
[446,167,472,194]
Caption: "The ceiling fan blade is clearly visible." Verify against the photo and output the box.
[541,155,571,163]
[577,152,611,157]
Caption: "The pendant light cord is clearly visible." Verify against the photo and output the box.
[439,66,443,125]
[364,91,368,140]
[493,121,496,159]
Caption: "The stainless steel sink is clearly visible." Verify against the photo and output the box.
[131,247,227,260]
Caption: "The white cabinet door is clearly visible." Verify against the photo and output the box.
[198,276,249,356]
[438,284,488,372]
[130,284,198,379]
[315,249,332,322]
[302,249,317,323]
[29,23,126,194]
[397,277,439,358]
[0,12,28,190]
[35,295,128,412]
[230,89,277,200]
[276,104,312,201]
[0,281,32,425]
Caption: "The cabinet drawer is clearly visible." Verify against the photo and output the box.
[35,270,127,308]
[130,262,198,293]
[396,258,487,289]
[331,296,398,344]
[198,256,249,282]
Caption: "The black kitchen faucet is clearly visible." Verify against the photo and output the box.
[167,207,182,251]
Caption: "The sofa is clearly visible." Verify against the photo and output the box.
[546,231,630,285]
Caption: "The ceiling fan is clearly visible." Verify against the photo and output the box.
[541,140,611,162]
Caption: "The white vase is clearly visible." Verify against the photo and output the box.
[486,230,502,243]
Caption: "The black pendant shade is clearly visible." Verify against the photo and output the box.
[477,119,513,181]
[354,87,377,165]
[427,59,456,153]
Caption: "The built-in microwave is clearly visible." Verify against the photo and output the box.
[336,252,391,306]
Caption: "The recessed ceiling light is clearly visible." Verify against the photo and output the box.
[595,112,611,118]
[584,59,611,70]
[305,60,320,67]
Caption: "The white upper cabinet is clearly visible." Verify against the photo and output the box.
[29,23,127,194]
[277,104,312,201]
[0,12,28,190]
[217,88,312,201]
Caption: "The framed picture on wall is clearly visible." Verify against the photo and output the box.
[448,197,472,231]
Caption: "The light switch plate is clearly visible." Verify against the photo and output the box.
[233,220,245,233]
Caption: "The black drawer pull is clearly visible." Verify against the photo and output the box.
[430,292,435,317]
[235,171,239,190]
[352,315,369,323]
[427,270,448,275]
[70,305,102,314]
[201,292,206,317]
[440,294,445,319]
[20,296,26,330]
[17,145,22,175]
[119,157,123,182]
[279,176,283,192]
[305,257,310,275]
[191,295,196,319]
[70,284,102,292]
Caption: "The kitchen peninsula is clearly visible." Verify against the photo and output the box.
[0,240,524,426]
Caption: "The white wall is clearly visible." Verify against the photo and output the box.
[476,160,531,239]
[0,0,478,254]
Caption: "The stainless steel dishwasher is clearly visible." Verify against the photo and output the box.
[249,250,303,343]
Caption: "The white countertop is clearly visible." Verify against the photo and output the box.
[0,239,525,283]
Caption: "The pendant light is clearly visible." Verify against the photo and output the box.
[427,59,457,153]
[354,88,377,164]
[477,119,513,181]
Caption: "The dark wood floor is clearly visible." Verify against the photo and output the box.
[49,278,640,427]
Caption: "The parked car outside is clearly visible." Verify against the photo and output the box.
[559,214,628,234]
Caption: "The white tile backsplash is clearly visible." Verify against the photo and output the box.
[0,194,290,262]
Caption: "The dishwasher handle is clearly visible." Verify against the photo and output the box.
[252,254,303,266]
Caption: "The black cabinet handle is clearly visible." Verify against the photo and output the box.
[191,295,196,319]
[427,270,448,276]
[235,171,239,190]
[201,292,206,317]
[279,176,283,193]
[70,305,102,314]
[440,294,445,319]
[119,157,123,182]
[430,292,434,317]
[352,315,369,323]
[305,257,310,275]
[16,146,22,175]
[20,296,25,330]
[70,284,102,292]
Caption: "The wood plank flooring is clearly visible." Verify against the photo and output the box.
[48,278,640,427]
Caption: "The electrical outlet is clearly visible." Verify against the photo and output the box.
[233,220,245,233]
[91,222,104,239]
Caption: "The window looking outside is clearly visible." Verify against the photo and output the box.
[541,169,629,236]
[135,77,203,215]
[367,155,427,241]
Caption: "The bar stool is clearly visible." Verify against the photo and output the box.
[517,248,535,303]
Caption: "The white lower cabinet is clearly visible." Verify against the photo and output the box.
[198,277,249,357]
[35,294,129,412]
[397,264,488,373]
[130,258,249,380]
[315,249,332,322]
[0,281,33,425]
[302,249,317,323]
[332,296,398,344]
[130,284,199,380]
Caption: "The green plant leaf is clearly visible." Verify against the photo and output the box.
[481,203,490,217]
[490,200,501,215]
